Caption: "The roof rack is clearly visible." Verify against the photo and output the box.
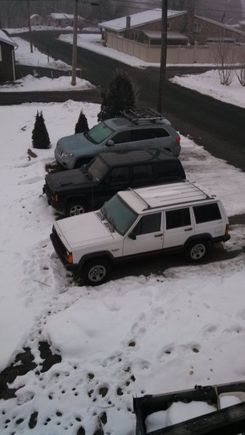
[129,187,150,209]
[122,107,163,125]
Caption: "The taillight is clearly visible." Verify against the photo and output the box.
[176,134,180,145]
[52,193,59,202]
[225,224,229,236]
[66,253,73,264]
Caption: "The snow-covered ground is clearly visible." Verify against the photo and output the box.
[0,74,94,92]
[0,100,245,434]
[171,69,245,108]
[13,36,70,70]
[7,26,73,34]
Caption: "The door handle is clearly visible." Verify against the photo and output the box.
[154,233,163,237]
[184,227,193,231]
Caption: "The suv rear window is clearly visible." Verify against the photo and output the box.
[194,203,221,223]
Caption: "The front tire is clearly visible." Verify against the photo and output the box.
[82,258,111,286]
[185,240,209,263]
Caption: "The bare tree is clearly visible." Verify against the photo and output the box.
[213,36,235,85]
[236,63,245,86]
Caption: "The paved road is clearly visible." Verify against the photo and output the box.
[9,31,245,171]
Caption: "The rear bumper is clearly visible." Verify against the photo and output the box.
[43,184,66,214]
[50,228,77,271]
[214,234,231,243]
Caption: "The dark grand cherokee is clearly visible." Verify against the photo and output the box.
[43,149,186,217]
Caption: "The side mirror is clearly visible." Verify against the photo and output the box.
[128,232,136,240]
[106,139,114,147]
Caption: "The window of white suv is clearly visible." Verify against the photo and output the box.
[133,213,161,235]
[101,195,137,235]
[194,203,221,223]
[166,208,191,229]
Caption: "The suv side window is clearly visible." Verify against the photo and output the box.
[194,203,221,223]
[112,131,132,144]
[131,129,169,141]
[131,129,152,141]
[133,213,161,235]
[166,208,191,229]
[132,164,153,181]
[109,167,130,183]
[152,128,169,138]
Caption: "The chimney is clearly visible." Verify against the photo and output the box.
[126,15,131,29]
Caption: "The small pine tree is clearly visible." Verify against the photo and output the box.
[32,111,50,149]
[75,110,89,134]
[98,70,136,121]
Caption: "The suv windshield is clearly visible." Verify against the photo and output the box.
[101,195,137,235]
[87,158,108,181]
[86,122,113,144]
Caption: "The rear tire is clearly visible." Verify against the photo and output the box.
[81,258,111,286]
[67,200,87,217]
[185,240,209,263]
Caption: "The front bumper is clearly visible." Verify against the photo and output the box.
[50,227,77,271]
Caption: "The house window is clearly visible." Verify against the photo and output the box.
[194,22,202,33]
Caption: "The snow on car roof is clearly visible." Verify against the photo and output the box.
[99,9,186,32]
[119,182,213,214]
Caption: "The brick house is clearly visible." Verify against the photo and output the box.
[99,9,245,64]
[0,30,16,83]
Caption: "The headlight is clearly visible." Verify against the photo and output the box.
[61,152,74,159]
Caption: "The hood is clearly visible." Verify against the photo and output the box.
[54,212,115,250]
[57,132,97,155]
[45,168,94,191]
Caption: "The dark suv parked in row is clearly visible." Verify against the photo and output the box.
[43,149,186,217]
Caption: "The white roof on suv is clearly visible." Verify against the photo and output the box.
[119,182,214,214]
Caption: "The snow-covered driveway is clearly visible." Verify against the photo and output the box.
[0,100,245,435]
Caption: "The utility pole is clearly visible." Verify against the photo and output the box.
[187,0,195,44]
[71,0,78,86]
[27,0,33,53]
[157,0,168,113]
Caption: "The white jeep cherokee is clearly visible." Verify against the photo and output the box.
[50,182,230,285]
